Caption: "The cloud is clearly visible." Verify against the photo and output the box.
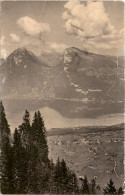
[0,48,7,59]
[0,36,7,59]
[9,35,68,55]
[17,16,51,39]
[10,33,21,43]
[48,42,68,53]
[0,36,5,46]
[63,1,124,54]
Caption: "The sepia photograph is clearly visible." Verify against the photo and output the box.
[0,1,124,194]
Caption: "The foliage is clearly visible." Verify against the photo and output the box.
[103,179,116,194]
[117,187,124,194]
[81,175,90,194]
[0,101,13,194]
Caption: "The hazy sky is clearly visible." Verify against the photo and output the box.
[1,1,124,57]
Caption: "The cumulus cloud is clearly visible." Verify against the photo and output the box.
[48,42,68,53]
[10,33,21,43]
[17,16,51,39]
[63,1,124,54]
[0,48,7,59]
[0,36,7,59]
[0,36,5,46]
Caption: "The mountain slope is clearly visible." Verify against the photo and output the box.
[0,47,124,117]
[60,47,123,100]
[41,47,124,116]
[0,47,49,97]
[40,47,124,100]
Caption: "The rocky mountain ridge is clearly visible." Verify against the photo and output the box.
[0,47,124,117]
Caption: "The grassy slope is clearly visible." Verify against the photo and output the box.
[47,125,124,188]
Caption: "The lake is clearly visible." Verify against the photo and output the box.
[5,106,124,133]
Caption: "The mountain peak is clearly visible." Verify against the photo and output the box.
[17,47,27,51]
[13,47,28,55]
[8,47,37,61]
[2,47,40,69]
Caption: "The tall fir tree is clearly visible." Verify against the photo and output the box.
[67,170,79,193]
[81,175,90,194]
[12,128,28,193]
[54,157,62,193]
[0,101,13,194]
[17,110,31,193]
[47,159,57,193]
[117,187,124,194]
[53,158,79,194]
[26,144,39,193]
[103,179,116,194]
[26,111,49,193]
[32,111,48,162]
[18,110,31,149]
[91,178,97,194]
[60,159,68,193]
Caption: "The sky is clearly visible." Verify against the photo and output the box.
[0,1,124,58]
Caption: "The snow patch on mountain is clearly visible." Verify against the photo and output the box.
[88,89,102,92]
[64,49,89,95]
[24,65,27,69]
[14,56,23,65]
[64,64,89,95]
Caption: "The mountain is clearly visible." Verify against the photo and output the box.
[50,47,124,100]
[0,47,49,97]
[48,123,124,136]
[39,47,124,117]
[0,58,5,66]
[0,47,124,117]
[39,52,63,67]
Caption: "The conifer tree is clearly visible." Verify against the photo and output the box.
[81,175,90,194]
[117,187,124,194]
[18,110,31,148]
[103,179,116,194]
[91,178,97,194]
[54,157,62,193]
[1,106,82,194]
[54,158,79,194]
[60,159,68,193]
[68,170,79,193]
[27,144,39,193]
[47,160,57,193]
[27,111,49,193]
[17,110,31,193]
[12,128,21,193]
[12,128,28,193]
[0,101,13,194]
[32,111,48,162]
[61,159,68,182]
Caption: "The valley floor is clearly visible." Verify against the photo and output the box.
[48,126,124,189]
